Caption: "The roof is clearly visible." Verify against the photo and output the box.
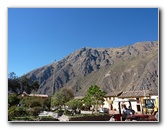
[106,92,119,97]
[106,90,158,98]
[22,92,48,98]
[29,94,48,97]
[119,90,158,98]
[74,96,84,99]
[114,98,137,102]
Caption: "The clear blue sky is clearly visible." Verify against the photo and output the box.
[8,8,158,77]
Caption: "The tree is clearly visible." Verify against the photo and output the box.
[82,95,92,110]
[31,81,40,93]
[29,97,42,108]
[51,87,74,108]
[14,106,27,117]
[51,92,63,107]
[8,93,20,107]
[20,76,31,94]
[8,106,16,120]
[84,85,106,112]
[60,87,74,104]
[19,96,31,108]
[8,72,17,80]
[8,72,40,95]
[42,97,51,111]
[8,72,21,93]
[66,99,83,110]
[20,76,40,94]
[29,106,42,116]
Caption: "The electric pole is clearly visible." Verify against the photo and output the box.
[52,59,56,96]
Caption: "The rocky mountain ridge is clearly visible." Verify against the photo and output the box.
[25,41,158,97]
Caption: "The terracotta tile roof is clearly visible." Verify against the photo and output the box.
[22,92,48,98]
[106,90,158,98]
[29,94,48,97]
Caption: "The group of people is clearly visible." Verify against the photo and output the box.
[109,104,135,121]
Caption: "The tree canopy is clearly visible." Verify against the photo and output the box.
[8,72,40,94]
[66,99,83,110]
[51,87,74,108]
[83,85,106,112]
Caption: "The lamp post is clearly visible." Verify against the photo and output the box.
[52,59,56,96]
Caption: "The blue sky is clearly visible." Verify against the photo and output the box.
[8,8,158,77]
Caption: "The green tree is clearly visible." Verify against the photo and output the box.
[8,106,16,120]
[19,96,43,108]
[8,93,20,107]
[19,96,31,108]
[20,76,31,94]
[8,72,17,80]
[43,97,51,111]
[8,72,40,95]
[51,87,74,108]
[82,95,92,110]
[14,106,27,117]
[8,72,21,93]
[29,97,42,108]
[66,99,83,110]
[60,88,74,104]
[28,106,42,116]
[20,76,40,94]
[84,85,106,112]
[31,81,40,93]
[51,92,63,107]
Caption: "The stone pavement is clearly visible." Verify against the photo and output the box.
[57,114,69,121]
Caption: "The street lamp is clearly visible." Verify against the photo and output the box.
[52,59,56,96]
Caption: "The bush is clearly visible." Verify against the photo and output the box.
[14,106,27,117]
[39,116,59,121]
[8,94,20,107]
[55,109,64,116]
[28,106,42,116]
[64,110,74,116]
[12,116,38,121]
[8,106,16,121]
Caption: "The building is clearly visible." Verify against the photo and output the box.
[103,90,158,114]
[21,91,48,98]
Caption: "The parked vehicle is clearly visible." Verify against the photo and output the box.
[109,99,157,121]
[98,108,109,114]
[142,97,158,115]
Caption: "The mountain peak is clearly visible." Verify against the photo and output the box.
[25,41,158,97]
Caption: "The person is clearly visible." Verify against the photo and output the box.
[109,114,115,121]
[128,106,135,115]
[121,104,130,121]
[155,112,158,121]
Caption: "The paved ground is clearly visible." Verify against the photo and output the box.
[56,110,118,121]
[81,110,92,114]
[57,115,69,121]
[56,110,93,121]
[109,110,119,114]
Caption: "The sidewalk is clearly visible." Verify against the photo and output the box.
[57,114,69,121]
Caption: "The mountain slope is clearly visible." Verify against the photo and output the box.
[25,41,159,97]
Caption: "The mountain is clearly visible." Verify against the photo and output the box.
[25,41,159,97]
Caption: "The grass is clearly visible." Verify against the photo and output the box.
[11,116,38,121]
[68,112,108,118]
